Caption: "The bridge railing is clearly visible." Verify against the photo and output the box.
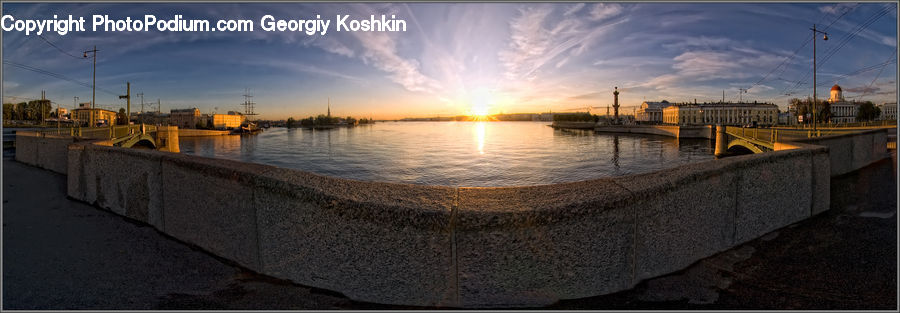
[726,126,880,143]
[33,124,158,140]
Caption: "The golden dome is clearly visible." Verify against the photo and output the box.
[831,84,842,92]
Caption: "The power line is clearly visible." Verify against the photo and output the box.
[2,95,67,107]
[825,58,897,87]
[816,4,892,69]
[748,3,857,99]
[36,35,84,59]
[858,47,897,99]
[779,4,894,98]
[2,60,120,96]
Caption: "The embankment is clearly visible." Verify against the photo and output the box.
[10,129,888,307]
[550,121,596,130]
[594,125,714,139]
[177,129,233,137]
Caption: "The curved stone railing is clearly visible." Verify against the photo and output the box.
[17,130,891,307]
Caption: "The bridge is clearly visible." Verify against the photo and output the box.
[36,124,180,152]
[717,125,895,157]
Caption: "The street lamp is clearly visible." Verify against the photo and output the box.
[83,46,98,127]
[73,96,78,126]
[810,25,828,134]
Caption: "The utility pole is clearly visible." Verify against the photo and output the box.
[118,82,130,125]
[810,24,828,134]
[137,92,143,124]
[56,94,61,131]
[83,46,98,127]
[40,90,46,126]
[73,96,78,126]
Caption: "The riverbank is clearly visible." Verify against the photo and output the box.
[2,153,894,309]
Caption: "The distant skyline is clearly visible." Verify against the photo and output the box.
[2,2,897,120]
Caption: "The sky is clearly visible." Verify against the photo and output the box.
[2,2,898,120]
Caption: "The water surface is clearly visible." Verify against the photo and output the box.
[179,121,714,187]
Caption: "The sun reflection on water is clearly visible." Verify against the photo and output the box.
[475,122,485,155]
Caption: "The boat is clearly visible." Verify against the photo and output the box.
[232,121,263,135]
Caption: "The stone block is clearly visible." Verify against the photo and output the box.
[66,143,85,199]
[811,150,831,215]
[851,133,873,171]
[160,153,265,270]
[14,133,38,166]
[254,169,455,306]
[90,147,165,225]
[733,150,812,244]
[616,161,739,282]
[36,136,72,174]
[455,180,634,308]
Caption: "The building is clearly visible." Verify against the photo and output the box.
[662,102,779,126]
[73,107,118,126]
[636,100,673,123]
[878,102,897,120]
[170,108,201,129]
[211,112,245,129]
[778,111,797,125]
[56,107,68,119]
[828,85,857,124]
[133,112,170,125]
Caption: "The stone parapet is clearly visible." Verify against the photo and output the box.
[27,128,888,307]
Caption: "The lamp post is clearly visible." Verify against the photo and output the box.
[83,46,98,127]
[137,92,144,125]
[810,25,828,134]
[73,96,78,126]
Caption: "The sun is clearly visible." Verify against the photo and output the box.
[472,101,490,117]
[469,89,493,119]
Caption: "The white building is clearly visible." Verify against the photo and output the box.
[663,102,779,126]
[636,100,673,123]
[828,84,857,124]
[878,102,897,120]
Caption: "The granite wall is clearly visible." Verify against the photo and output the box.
[594,125,714,139]
[786,128,889,176]
[21,129,890,307]
[14,132,75,174]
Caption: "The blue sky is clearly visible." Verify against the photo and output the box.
[2,2,897,119]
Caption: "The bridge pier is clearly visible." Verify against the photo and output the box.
[157,126,180,153]
[715,125,727,157]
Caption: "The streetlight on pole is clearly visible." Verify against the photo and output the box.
[810,24,828,134]
[83,46,98,127]
[73,96,78,127]
[137,92,144,124]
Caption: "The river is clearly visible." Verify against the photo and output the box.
[179,121,714,187]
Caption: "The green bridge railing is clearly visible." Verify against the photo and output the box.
[34,124,160,140]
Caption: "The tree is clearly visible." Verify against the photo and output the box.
[117,108,127,125]
[857,101,881,122]
[286,117,296,128]
[792,97,829,124]
[3,103,15,121]
[300,116,315,127]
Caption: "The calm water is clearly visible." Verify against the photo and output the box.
[179,121,715,187]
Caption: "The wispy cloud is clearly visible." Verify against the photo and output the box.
[590,3,623,21]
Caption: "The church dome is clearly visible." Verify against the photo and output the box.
[831,84,842,92]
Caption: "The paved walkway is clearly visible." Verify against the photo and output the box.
[2,155,896,309]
